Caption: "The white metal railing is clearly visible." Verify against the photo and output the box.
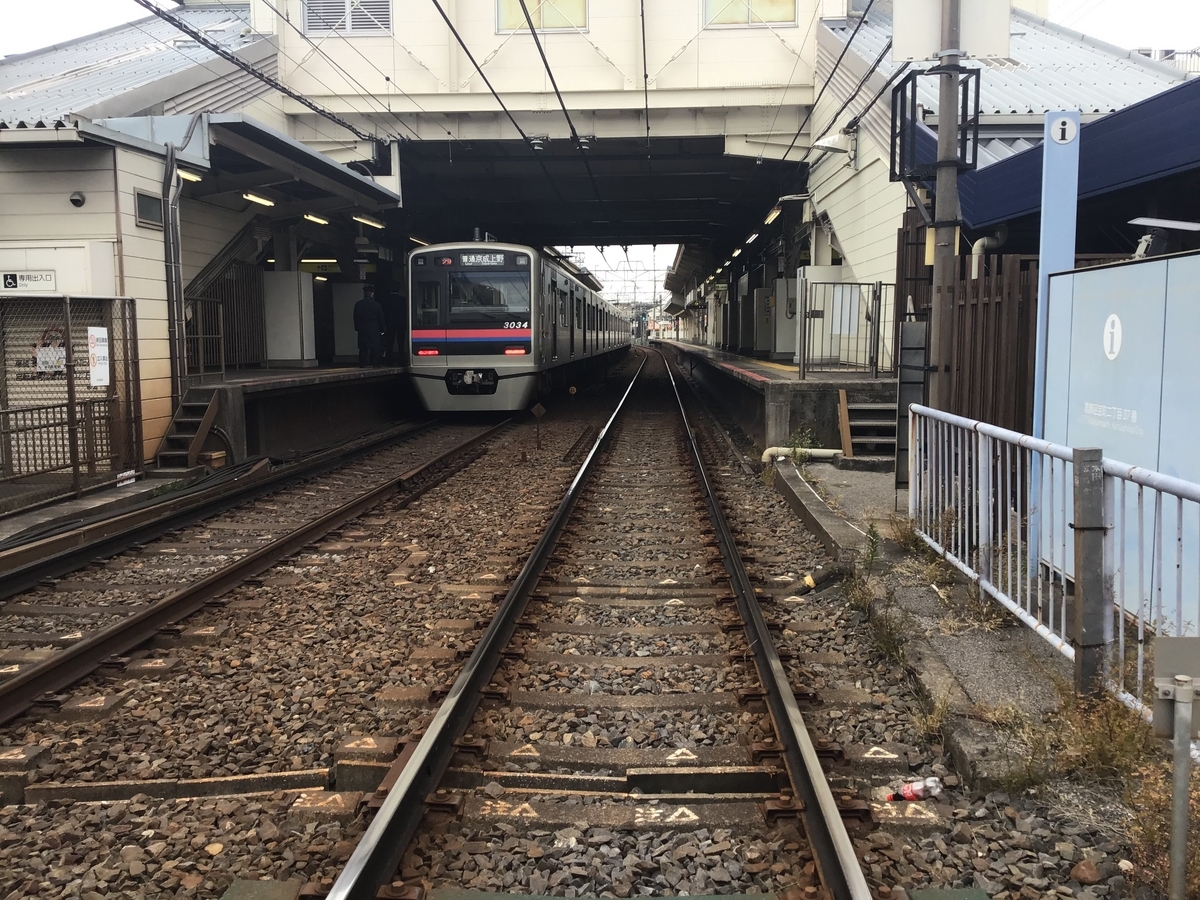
[908,405,1077,655]
[909,404,1200,755]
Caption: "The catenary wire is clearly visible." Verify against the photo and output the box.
[804,37,894,158]
[428,0,566,203]
[778,0,877,166]
[129,0,376,142]
[755,0,823,164]
[234,0,424,142]
[516,0,604,204]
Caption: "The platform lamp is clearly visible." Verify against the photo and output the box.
[764,193,809,226]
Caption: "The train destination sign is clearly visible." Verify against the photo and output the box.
[460,253,505,266]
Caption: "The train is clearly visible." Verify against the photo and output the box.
[406,242,632,412]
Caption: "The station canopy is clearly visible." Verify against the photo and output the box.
[389,135,802,270]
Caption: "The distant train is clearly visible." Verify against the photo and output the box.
[407,242,632,411]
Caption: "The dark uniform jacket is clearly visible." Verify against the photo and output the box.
[353,297,387,348]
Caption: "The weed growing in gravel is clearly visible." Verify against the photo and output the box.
[761,466,777,490]
[1126,761,1200,898]
[868,587,908,665]
[916,690,953,741]
[887,513,923,553]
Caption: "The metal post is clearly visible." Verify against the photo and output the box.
[62,296,82,496]
[977,430,992,582]
[928,0,961,411]
[869,281,882,379]
[1169,674,1193,900]
[1072,447,1109,695]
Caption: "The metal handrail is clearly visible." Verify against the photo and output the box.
[663,351,872,900]
[326,356,648,900]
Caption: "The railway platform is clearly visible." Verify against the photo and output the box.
[183,366,415,465]
[659,340,896,454]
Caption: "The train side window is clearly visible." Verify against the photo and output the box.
[414,278,442,326]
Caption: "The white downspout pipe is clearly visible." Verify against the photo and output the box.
[970,225,1008,279]
[762,447,841,464]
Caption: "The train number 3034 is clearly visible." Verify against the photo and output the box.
[503,321,530,329]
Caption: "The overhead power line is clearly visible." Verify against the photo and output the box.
[129,0,375,142]
[779,0,877,165]
[806,37,894,158]
[427,0,565,202]
[516,0,604,204]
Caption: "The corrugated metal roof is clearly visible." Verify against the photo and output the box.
[825,9,1189,117]
[0,5,262,127]
[818,8,1190,169]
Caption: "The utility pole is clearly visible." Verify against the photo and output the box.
[928,0,960,411]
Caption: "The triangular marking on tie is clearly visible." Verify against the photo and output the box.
[0,665,20,674]
[665,748,697,761]
[665,599,684,606]
[659,578,678,585]
[510,744,540,757]
[904,803,937,819]
[345,738,378,750]
[77,696,107,708]
[863,746,899,760]
[512,802,539,818]
[665,806,699,823]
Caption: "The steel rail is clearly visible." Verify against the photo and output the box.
[326,355,648,900]
[661,351,872,900]
[0,419,439,601]
[0,419,511,726]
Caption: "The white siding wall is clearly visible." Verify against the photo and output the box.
[179,199,256,289]
[271,0,817,143]
[114,147,172,463]
[808,133,907,286]
[0,146,116,242]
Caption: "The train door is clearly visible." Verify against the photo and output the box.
[569,285,577,357]
[548,271,558,360]
[540,264,551,364]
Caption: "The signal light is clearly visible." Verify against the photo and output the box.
[416,348,439,356]
[504,347,527,355]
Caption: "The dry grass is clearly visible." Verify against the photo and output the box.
[1126,762,1200,898]
[915,690,953,742]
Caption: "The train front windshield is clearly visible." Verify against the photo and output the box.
[449,272,530,324]
[411,250,533,355]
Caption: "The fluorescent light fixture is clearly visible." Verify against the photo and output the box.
[300,258,338,264]
[304,213,329,225]
[243,192,274,207]
[354,257,371,263]
[353,214,384,229]
[724,259,732,266]
[746,232,759,244]
[178,169,203,183]
[266,258,275,263]
[314,275,328,282]
[764,205,782,225]
[716,267,723,273]
[732,248,742,257]
[1129,216,1200,232]
[409,235,430,246]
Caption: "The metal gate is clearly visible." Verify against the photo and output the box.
[800,281,896,378]
[184,259,265,378]
[0,295,141,513]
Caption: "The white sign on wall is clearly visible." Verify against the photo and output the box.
[2,270,56,292]
[88,327,110,387]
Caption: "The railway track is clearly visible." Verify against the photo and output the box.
[0,421,508,726]
[327,350,870,900]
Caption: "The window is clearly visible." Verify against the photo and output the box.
[413,279,442,327]
[449,272,531,324]
[704,0,796,26]
[498,0,586,32]
[134,190,163,228]
[304,0,391,35]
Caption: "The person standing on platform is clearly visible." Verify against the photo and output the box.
[381,289,406,367]
[353,284,386,368]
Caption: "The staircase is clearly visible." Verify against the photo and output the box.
[155,388,220,470]
[837,389,897,458]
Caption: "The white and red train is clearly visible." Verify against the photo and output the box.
[407,242,631,412]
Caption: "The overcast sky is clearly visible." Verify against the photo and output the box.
[5,1,1196,306]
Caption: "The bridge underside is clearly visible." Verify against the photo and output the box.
[390,135,806,259]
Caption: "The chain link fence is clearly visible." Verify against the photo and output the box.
[0,295,141,514]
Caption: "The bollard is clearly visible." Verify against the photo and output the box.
[1071,447,1110,695]
[1169,674,1193,900]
